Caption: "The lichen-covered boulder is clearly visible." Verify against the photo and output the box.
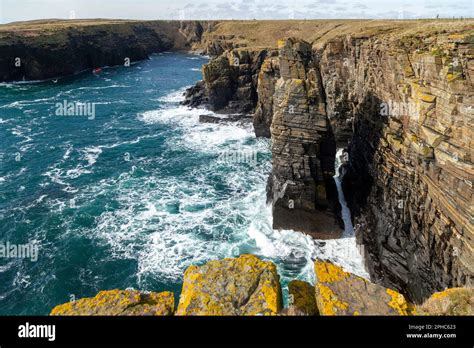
[314,261,415,315]
[176,254,282,315]
[50,290,175,316]
[287,280,318,315]
[418,288,474,316]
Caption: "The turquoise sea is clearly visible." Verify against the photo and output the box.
[0,53,366,314]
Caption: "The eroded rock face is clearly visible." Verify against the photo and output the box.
[254,55,280,137]
[314,261,414,315]
[184,28,473,304]
[176,254,283,316]
[267,38,340,238]
[0,21,215,82]
[50,289,175,316]
[183,48,269,114]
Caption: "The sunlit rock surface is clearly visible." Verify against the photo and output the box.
[50,289,175,316]
[176,254,283,316]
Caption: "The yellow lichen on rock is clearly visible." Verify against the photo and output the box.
[50,289,175,316]
[386,289,415,315]
[314,261,350,283]
[277,39,286,49]
[288,280,318,315]
[176,254,282,316]
[317,284,349,315]
[314,260,413,316]
[418,288,474,316]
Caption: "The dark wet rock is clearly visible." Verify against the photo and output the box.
[183,81,208,108]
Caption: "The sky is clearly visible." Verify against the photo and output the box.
[0,0,472,24]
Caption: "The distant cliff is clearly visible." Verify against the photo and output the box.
[0,19,217,81]
[3,18,472,307]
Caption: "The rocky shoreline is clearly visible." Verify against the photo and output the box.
[180,21,473,304]
[2,19,472,313]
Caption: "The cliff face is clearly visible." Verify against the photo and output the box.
[323,33,473,303]
[3,19,472,306]
[267,39,341,238]
[183,47,270,114]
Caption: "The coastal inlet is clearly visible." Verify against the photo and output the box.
[0,53,365,315]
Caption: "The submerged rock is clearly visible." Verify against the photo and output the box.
[314,261,415,315]
[50,289,175,316]
[176,254,283,316]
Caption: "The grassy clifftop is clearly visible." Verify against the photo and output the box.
[0,18,472,81]
[199,19,473,49]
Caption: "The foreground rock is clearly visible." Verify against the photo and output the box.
[418,288,474,316]
[176,254,282,315]
[287,280,318,315]
[50,289,174,316]
[49,257,473,316]
[314,261,415,315]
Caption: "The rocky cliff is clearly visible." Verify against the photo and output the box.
[50,255,472,316]
[0,19,214,81]
[183,20,473,303]
[3,18,472,309]
[183,47,270,114]
[323,32,474,303]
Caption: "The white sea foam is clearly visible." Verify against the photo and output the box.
[76,85,129,91]
[94,88,369,288]
[81,147,102,166]
[157,87,190,103]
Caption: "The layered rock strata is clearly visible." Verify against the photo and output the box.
[183,25,473,302]
[183,48,271,114]
[267,39,340,237]
[330,33,474,303]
